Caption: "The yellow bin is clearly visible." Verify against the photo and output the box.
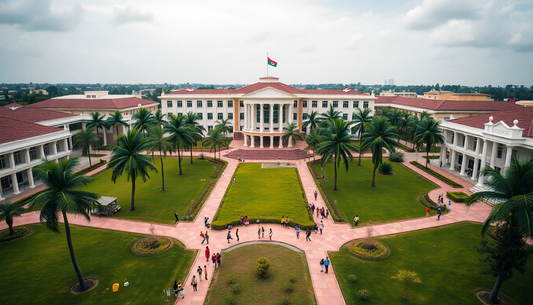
[113,283,119,292]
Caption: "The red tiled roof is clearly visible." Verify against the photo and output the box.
[27,97,157,110]
[376,96,520,112]
[0,105,75,123]
[448,108,533,138]
[165,84,367,96]
[299,89,368,95]
[166,89,235,95]
[234,82,305,94]
[0,116,64,144]
[3,102,23,108]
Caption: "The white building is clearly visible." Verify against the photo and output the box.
[159,77,375,148]
[439,108,533,188]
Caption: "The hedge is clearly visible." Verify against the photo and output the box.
[418,194,448,212]
[409,161,463,188]
[397,142,415,152]
[446,191,470,203]
[73,159,108,177]
[422,155,440,160]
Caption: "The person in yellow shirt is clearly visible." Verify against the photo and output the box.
[281,215,286,228]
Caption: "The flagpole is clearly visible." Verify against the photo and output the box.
[266,52,269,77]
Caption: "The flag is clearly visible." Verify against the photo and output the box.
[267,57,277,67]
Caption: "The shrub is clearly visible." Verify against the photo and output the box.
[284,282,294,293]
[256,257,271,279]
[198,153,205,160]
[227,273,237,285]
[281,297,291,305]
[358,288,369,300]
[388,151,404,162]
[351,240,389,258]
[348,274,357,283]
[224,295,236,305]
[409,161,462,188]
[378,162,394,175]
[288,273,297,283]
[211,217,314,230]
[0,226,29,242]
[446,191,470,203]
[231,284,240,294]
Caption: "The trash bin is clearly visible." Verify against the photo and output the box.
[113,283,119,292]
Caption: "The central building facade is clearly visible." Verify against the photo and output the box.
[159,77,375,148]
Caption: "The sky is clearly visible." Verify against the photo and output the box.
[0,0,532,86]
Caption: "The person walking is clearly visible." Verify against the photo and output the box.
[197,265,202,281]
[316,207,320,218]
[324,257,330,274]
[269,228,273,240]
[217,253,222,267]
[213,254,218,268]
[281,215,286,228]
[325,209,329,219]
[320,259,325,272]
[205,231,210,244]
[426,207,430,217]
[319,221,324,234]
[285,217,290,228]
[205,246,210,262]
[437,208,442,221]
[174,211,179,224]
[448,200,452,211]
[262,226,265,238]
[354,215,359,227]
[236,229,240,241]
[306,229,312,241]
[200,231,205,244]
[314,190,318,201]
[295,225,300,239]
[258,227,261,239]
[191,275,197,292]
[311,204,315,214]
[233,177,236,184]
[204,265,208,280]
[314,223,318,234]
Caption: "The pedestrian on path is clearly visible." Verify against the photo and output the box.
[174,211,179,224]
[320,259,325,272]
[217,253,221,267]
[285,217,290,228]
[319,221,324,234]
[205,231,209,244]
[354,215,359,226]
[306,229,312,241]
[236,229,239,241]
[448,201,452,211]
[437,208,442,221]
[316,208,320,218]
[204,265,208,280]
[269,228,273,240]
[325,209,329,219]
[314,190,318,201]
[205,246,210,262]
[281,216,286,228]
[324,257,330,273]
[262,226,265,238]
[314,223,318,234]
[200,231,205,244]
[295,225,300,239]
[227,230,233,243]
[213,254,218,268]
[258,227,261,239]
[197,266,202,281]
[257,217,260,226]
[312,204,315,214]
[426,207,430,217]
[191,275,197,292]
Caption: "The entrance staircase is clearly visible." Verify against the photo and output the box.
[469,185,502,206]
[224,149,312,160]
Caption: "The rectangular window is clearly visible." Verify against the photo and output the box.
[303,101,308,108]
[228,113,233,120]
[178,113,183,116]
[228,100,233,107]
[43,144,50,156]
[208,126,213,131]
[197,100,202,107]
[240,101,244,107]
[322,101,328,108]
[352,113,356,120]
[167,101,173,108]
[343,113,348,120]
[240,126,243,131]
[293,101,298,107]
[363,101,369,108]
[312,101,317,108]
[29,147,37,160]
[497,144,503,158]
[177,101,182,107]
[187,101,192,108]
[218,113,223,120]
[303,113,309,120]
[343,101,349,108]
[207,100,213,108]
[293,113,297,120]
[207,113,213,120]
[0,155,6,169]
[273,105,279,123]
[333,101,339,108]
[217,100,223,107]
[56,142,61,153]
[240,113,244,120]
[353,101,359,108]
[197,113,203,120]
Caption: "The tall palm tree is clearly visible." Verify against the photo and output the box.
[0,201,24,236]
[361,116,399,187]
[132,108,155,136]
[315,119,359,191]
[302,111,320,133]
[386,109,402,127]
[29,158,99,292]
[86,111,108,145]
[215,118,233,136]
[406,115,421,149]
[319,106,342,123]
[352,108,373,165]
[184,112,205,164]
[397,111,413,136]
[203,127,226,160]
[304,129,321,161]
[165,114,194,175]
[72,127,102,167]
[414,118,444,168]
[107,128,157,211]
[467,156,533,303]
[146,125,173,191]
[153,109,166,127]
[106,110,127,137]
[282,122,302,147]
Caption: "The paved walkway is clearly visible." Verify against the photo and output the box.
[1,151,492,305]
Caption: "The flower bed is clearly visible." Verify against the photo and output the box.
[350,240,390,258]
[132,236,172,255]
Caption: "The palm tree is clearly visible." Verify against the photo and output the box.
[107,128,157,211]
[215,118,233,136]
[319,106,342,123]
[361,116,399,187]
[165,114,194,175]
[153,109,166,127]
[86,111,108,145]
[352,108,373,165]
[386,109,402,127]
[302,111,320,133]
[0,201,24,236]
[72,127,102,167]
[397,111,413,136]
[132,108,155,136]
[406,115,421,149]
[467,156,533,303]
[185,112,206,164]
[282,122,302,147]
[203,127,226,160]
[315,119,359,191]
[106,110,127,137]
[29,158,99,292]
[146,125,173,191]
[304,129,321,161]
[414,118,444,168]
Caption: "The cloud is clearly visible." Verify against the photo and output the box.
[0,0,84,32]
[404,0,477,30]
[112,5,154,25]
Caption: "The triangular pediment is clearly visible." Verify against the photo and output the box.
[242,87,297,99]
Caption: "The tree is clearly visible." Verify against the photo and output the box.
[361,116,399,187]
[72,127,102,167]
[203,127,226,160]
[397,111,413,135]
[302,111,320,133]
[106,110,127,137]
[352,108,373,165]
[414,118,444,168]
[406,115,420,149]
[282,122,302,147]
[107,128,157,211]
[146,125,173,191]
[165,114,194,175]
[85,111,108,145]
[184,112,206,164]
[0,202,24,236]
[29,158,99,292]
[304,129,321,161]
[315,119,359,191]
[215,118,232,136]
[391,269,421,300]
[132,108,155,136]
[319,106,342,123]
[256,257,271,279]
[153,109,166,127]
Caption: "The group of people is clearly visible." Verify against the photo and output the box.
[237,156,246,162]
[226,229,240,243]
[319,257,331,273]
[203,217,211,228]
[316,206,329,219]
[239,215,250,226]
[199,231,209,244]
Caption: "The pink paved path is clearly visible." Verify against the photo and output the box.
[1,150,492,305]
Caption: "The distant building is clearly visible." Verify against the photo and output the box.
[379,89,417,98]
[383,79,394,86]
[424,89,493,101]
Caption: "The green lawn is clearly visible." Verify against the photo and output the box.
[205,244,316,305]
[313,159,437,225]
[214,163,312,228]
[330,222,533,305]
[81,157,222,224]
[0,224,196,305]
[420,145,441,153]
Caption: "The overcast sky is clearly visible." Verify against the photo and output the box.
[1,0,532,86]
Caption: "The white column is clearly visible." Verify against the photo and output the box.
[260,104,264,132]
[452,132,457,147]
[251,104,255,131]
[9,152,15,169]
[26,149,31,164]
[289,104,293,125]
[52,141,58,156]
[64,139,69,152]
[471,158,480,180]
[504,145,513,172]
[68,137,73,151]
[477,140,489,186]
[460,153,467,175]
[269,103,274,132]
[250,135,255,148]
[475,138,480,155]
[27,168,35,188]
[449,150,456,170]
[464,135,469,150]
[243,134,248,147]
[279,135,283,148]
[102,128,108,145]
[439,145,446,165]
[40,145,45,159]
[490,141,498,169]
[260,136,264,148]
[0,183,4,200]
[270,135,274,149]
[11,173,20,195]
[244,104,248,131]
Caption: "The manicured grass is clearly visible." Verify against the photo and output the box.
[330,222,533,305]
[81,157,221,224]
[313,159,437,225]
[205,244,316,305]
[420,145,441,153]
[0,224,196,305]
[214,163,311,227]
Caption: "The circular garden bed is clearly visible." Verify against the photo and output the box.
[132,236,173,255]
[70,278,98,294]
[0,226,30,242]
[350,239,390,258]
[477,290,508,305]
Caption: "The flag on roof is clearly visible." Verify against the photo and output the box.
[267,57,277,67]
